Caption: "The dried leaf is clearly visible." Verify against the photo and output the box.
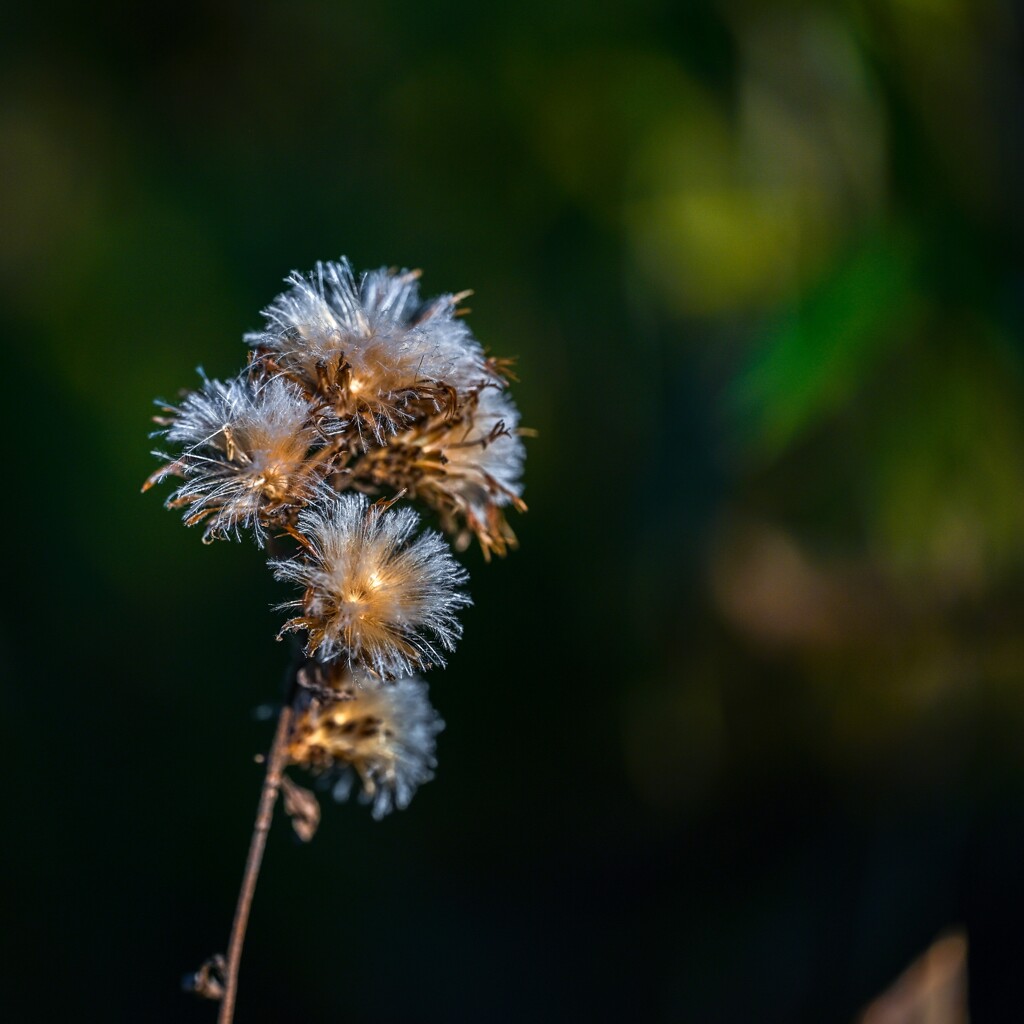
[281,775,321,842]
[858,930,967,1024]
[184,954,225,1001]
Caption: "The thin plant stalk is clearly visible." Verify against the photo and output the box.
[218,701,295,1024]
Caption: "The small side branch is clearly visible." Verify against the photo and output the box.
[218,701,295,1024]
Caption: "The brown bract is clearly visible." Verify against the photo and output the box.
[354,384,527,558]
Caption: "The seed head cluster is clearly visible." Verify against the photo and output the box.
[147,257,526,817]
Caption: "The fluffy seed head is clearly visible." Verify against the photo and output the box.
[357,384,527,556]
[432,385,526,514]
[288,667,443,820]
[273,491,471,677]
[150,374,320,543]
[246,258,492,443]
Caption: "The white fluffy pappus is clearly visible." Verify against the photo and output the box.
[245,258,491,441]
[151,373,320,543]
[288,672,444,820]
[273,491,471,678]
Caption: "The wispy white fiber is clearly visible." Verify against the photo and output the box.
[441,385,526,513]
[300,674,445,820]
[154,373,318,543]
[273,490,471,677]
[245,258,490,441]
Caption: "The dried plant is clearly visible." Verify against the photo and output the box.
[145,257,527,1023]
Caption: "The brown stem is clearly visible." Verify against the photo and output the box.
[217,700,295,1024]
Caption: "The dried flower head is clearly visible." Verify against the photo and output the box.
[246,258,494,444]
[358,383,527,556]
[289,666,444,820]
[147,373,323,543]
[273,490,471,677]
[437,385,526,511]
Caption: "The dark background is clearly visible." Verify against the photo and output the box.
[5,1,1024,1020]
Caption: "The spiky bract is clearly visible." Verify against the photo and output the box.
[357,383,526,556]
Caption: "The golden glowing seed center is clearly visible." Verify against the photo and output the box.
[252,464,289,500]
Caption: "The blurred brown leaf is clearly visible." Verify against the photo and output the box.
[858,931,968,1024]
[280,775,321,843]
